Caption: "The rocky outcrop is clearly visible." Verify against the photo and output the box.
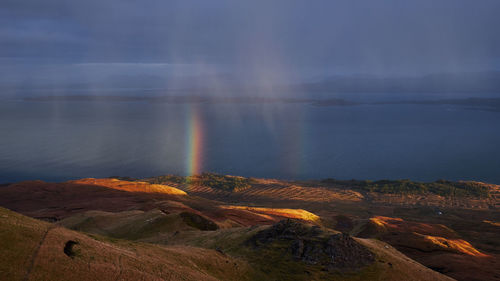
[248,219,374,271]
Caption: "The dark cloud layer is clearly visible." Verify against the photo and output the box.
[1,0,500,87]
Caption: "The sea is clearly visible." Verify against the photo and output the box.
[1,92,500,184]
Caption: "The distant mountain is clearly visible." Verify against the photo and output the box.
[299,72,500,94]
[3,71,499,96]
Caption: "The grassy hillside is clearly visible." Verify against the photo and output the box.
[160,219,454,281]
[141,174,496,198]
[59,209,220,241]
[1,176,498,280]
[145,173,254,192]
[0,207,253,281]
[0,206,454,281]
[352,216,500,281]
[321,179,492,198]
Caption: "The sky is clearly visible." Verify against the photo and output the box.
[1,0,500,90]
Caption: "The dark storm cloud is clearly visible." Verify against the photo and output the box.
[1,0,500,84]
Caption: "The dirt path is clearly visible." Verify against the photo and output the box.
[24,225,57,281]
[114,255,124,281]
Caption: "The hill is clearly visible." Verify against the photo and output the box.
[0,178,319,227]
[0,175,498,280]
[0,207,454,281]
[143,174,499,209]
[0,207,253,281]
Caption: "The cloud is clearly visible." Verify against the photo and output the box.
[1,0,500,80]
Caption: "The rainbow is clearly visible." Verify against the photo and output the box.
[186,105,203,176]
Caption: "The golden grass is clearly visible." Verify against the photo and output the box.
[370,216,403,227]
[356,238,455,281]
[58,209,200,240]
[483,220,500,227]
[71,178,187,195]
[0,207,253,281]
[368,216,488,257]
[164,222,454,281]
[423,235,489,257]
[220,206,320,222]
[369,216,456,237]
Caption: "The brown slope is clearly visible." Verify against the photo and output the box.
[161,219,455,281]
[0,178,321,228]
[1,177,497,280]
[0,179,186,220]
[70,178,187,195]
[158,177,499,210]
[354,216,500,281]
[171,178,364,204]
[157,176,499,281]
[1,206,456,281]
[0,207,253,281]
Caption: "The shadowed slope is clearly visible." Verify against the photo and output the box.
[0,206,455,281]
[162,219,454,281]
[0,179,323,228]
[354,216,500,281]
[1,176,497,280]
[0,207,253,281]
[0,180,187,220]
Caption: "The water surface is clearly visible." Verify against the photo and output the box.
[1,97,499,183]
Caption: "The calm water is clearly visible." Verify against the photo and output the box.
[1,98,500,183]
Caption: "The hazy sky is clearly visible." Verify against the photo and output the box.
[1,0,500,86]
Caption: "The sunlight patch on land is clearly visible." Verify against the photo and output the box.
[71,178,187,195]
[220,206,320,222]
[483,220,500,227]
[423,235,489,257]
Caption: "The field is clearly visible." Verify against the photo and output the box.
[0,175,498,281]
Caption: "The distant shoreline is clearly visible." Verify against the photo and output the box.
[21,95,500,112]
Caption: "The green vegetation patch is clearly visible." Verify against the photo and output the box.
[321,179,491,198]
[145,175,186,185]
[192,173,255,192]
[145,173,255,192]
